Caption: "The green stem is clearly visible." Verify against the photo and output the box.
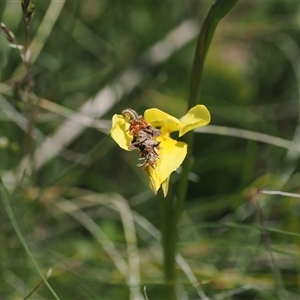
[160,1,239,299]
[159,190,176,299]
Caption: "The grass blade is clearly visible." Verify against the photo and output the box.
[0,178,60,300]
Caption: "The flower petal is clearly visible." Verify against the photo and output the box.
[147,168,159,195]
[147,136,187,195]
[110,114,132,151]
[144,108,182,134]
[161,177,170,198]
[179,105,211,137]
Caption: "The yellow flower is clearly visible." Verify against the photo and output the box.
[110,105,211,197]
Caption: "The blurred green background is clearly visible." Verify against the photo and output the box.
[1,1,300,299]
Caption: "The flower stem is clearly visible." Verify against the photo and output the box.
[160,1,239,299]
[159,190,176,299]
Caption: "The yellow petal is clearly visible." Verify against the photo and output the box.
[110,114,132,151]
[179,105,211,137]
[144,108,182,134]
[161,177,170,197]
[158,137,187,182]
[147,168,159,195]
[147,136,187,195]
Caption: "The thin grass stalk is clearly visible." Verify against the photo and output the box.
[160,1,239,299]
[0,177,60,300]
[21,0,37,181]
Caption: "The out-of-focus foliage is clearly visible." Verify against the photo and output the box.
[1,0,300,299]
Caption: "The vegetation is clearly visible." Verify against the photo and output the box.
[1,1,300,299]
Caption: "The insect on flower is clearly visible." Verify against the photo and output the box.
[122,108,161,169]
[137,143,160,169]
[110,105,211,196]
